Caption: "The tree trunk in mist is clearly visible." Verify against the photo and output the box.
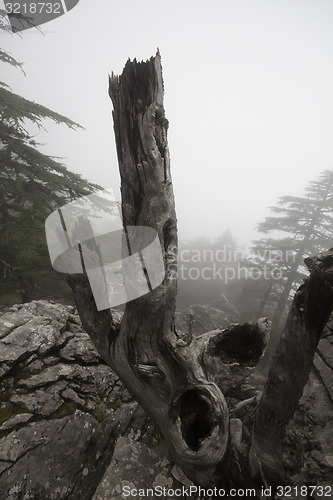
[68,53,333,491]
[273,192,332,328]
[272,245,306,327]
[250,249,333,485]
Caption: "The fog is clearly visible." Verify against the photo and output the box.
[2,0,333,247]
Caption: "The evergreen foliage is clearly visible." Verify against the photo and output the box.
[0,49,99,303]
[252,170,333,323]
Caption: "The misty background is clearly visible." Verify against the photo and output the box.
[1,0,333,247]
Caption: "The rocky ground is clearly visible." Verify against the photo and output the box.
[0,301,203,499]
[0,300,332,499]
[284,323,333,488]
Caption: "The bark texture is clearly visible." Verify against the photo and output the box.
[67,54,268,487]
[67,54,333,490]
[250,249,333,486]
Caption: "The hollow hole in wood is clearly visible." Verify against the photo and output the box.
[214,325,265,365]
[179,389,214,452]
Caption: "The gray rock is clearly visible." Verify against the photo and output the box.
[0,301,149,499]
[16,363,74,389]
[1,299,333,498]
[317,338,333,369]
[92,437,198,500]
[317,420,333,468]
[59,332,101,364]
[313,352,333,401]
[10,385,65,415]
[286,333,333,488]
[61,388,86,406]
[0,412,117,499]
[0,301,73,369]
[0,413,32,430]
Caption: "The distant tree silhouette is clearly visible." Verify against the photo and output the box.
[254,170,333,325]
[0,49,99,303]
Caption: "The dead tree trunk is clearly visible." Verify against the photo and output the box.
[67,54,333,490]
[250,249,333,485]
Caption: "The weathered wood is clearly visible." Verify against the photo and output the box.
[67,53,268,487]
[67,53,333,490]
[108,53,227,485]
[249,249,333,486]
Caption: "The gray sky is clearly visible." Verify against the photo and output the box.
[1,0,333,247]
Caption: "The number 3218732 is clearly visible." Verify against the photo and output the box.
[5,3,61,14]
[277,485,332,497]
